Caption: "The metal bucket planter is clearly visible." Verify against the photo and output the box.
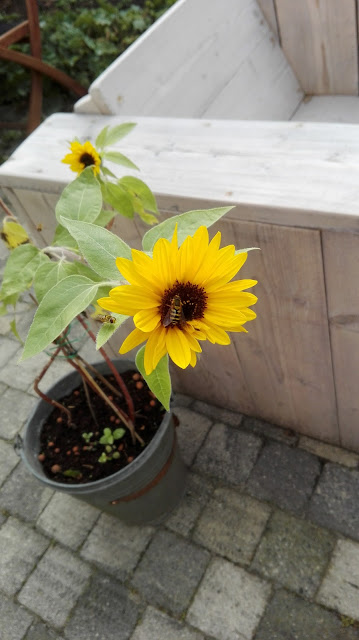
[17,359,187,525]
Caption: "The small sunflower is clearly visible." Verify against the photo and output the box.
[98,225,258,375]
[62,140,101,176]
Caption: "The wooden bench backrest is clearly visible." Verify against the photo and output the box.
[259,0,359,95]
[84,0,302,120]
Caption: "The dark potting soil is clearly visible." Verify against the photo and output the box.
[39,370,166,485]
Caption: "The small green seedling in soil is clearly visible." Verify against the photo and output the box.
[98,427,125,462]
[82,432,93,443]
[63,469,82,480]
[99,427,126,445]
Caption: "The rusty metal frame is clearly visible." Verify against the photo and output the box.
[0,0,87,134]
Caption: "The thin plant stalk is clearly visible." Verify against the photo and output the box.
[77,314,136,425]
[33,344,73,426]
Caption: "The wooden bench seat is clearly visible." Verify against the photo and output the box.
[1,113,359,452]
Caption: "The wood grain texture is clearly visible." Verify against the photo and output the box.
[88,0,302,120]
[228,220,338,441]
[275,0,358,94]
[292,95,359,123]
[4,114,359,231]
[257,0,279,37]
[322,231,359,450]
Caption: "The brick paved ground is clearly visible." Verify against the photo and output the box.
[1,242,359,639]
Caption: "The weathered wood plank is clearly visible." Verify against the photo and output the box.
[88,0,302,120]
[322,230,359,451]
[257,0,279,37]
[228,220,338,441]
[292,96,359,123]
[4,115,359,232]
[275,0,358,94]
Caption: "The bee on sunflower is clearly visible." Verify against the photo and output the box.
[98,224,257,375]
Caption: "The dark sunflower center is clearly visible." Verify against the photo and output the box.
[80,152,96,167]
[160,280,207,327]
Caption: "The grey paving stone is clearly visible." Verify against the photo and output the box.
[0,593,33,640]
[194,423,262,485]
[187,557,271,640]
[0,352,49,392]
[192,400,243,427]
[299,436,359,469]
[0,335,20,368]
[18,544,92,629]
[308,463,359,540]
[173,393,194,408]
[0,438,19,486]
[0,381,6,395]
[165,472,214,537]
[0,315,11,337]
[193,488,271,565]
[0,388,37,439]
[37,492,99,550]
[255,589,359,640]
[130,606,205,640]
[132,529,210,616]
[242,416,298,446]
[80,513,154,580]
[247,441,321,513]
[251,510,335,597]
[65,573,140,640]
[175,406,212,466]
[317,539,359,621]
[0,516,49,596]
[0,463,53,522]
[24,622,64,640]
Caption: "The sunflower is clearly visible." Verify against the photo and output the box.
[61,140,101,176]
[97,225,258,375]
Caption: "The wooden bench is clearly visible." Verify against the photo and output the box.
[2,0,359,451]
[1,113,359,452]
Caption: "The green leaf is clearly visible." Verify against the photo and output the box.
[102,123,136,147]
[102,150,139,171]
[52,223,79,250]
[101,166,117,179]
[0,292,19,315]
[95,312,128,349]
[119,176,158,214]
[60,217,131,281]
[55,167,102,224]
[93,209,116,227]
[103,182,134,218]
[142,207,234,252]
[113,428,125,440]
[135,348,171,412]
[63,469,82,479]
[95,124,110,149]
[0,244,49,299]
[34,261,75,303]
[21,275,101,360]
[10,318,23,344]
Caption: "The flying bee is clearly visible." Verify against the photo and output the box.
[96,314,116,324]
[163,295,186,327]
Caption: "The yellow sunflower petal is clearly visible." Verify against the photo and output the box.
[189,350,197,367]
[207,291,258,308]
[144,326,167,374]
[165,326,192,369]
[97,296,126,314]
[119,326,149,354]
[134,308,160,332]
